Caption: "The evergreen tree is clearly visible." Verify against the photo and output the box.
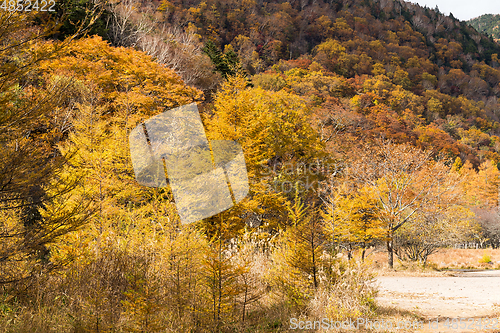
[203,40,244,79]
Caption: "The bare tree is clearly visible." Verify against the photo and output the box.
[474,208,500,249]
[106,0,156,47]
[394,205,476,266]
[136,26,219,89]
[347,140,460,268]
[105,0,220,91]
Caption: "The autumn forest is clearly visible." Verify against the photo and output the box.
[1,0,500,332]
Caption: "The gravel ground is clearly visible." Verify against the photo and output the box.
[374,270,500,332]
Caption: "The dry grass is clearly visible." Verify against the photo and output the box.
[427,248,500,269]
[0,241,379,333]
[367,248,500,273]
[8,244,498,332]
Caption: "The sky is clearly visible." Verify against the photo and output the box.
[409,0,500,21]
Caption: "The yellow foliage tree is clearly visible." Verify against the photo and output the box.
[0,11,91,285]
[348,140,460,268]
[395,205,477,266]
[324,185,385,261]
[36,35,208,331]
[266,185,327,309]
[203,75,327,235]
[460,160,500,208]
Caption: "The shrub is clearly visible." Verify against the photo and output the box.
[479,253,492,264]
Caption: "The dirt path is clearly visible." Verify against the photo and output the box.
[375,270,500,332]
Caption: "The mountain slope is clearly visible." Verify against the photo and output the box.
[64,0,500,168]
[158,0,500,167]
[468,14,500,42]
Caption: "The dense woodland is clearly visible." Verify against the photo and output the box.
[468,14,500,42]
[1,0,500,332]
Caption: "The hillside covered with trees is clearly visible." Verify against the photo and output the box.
[79,0,500,169]
[1,0,500,332]
[468,14,500,42]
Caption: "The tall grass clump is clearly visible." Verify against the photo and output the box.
[308,255,377,321]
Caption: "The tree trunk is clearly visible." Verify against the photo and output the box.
[387,240,394,269]
[242,282,248,323]
[311,229,318,289]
